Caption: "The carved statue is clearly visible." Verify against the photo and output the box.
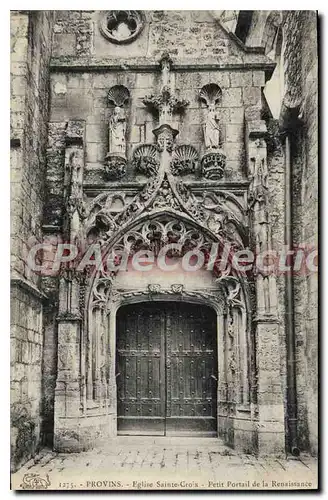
[66,151,84,217]
[65,150,85,242]
[249,140,268,207]
[108,106,126,156]
[203,104,221,150]
[160,52,172,89]
[248,139,270,249]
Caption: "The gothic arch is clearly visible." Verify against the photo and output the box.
[79,209,254,444]
[84,208,251,312]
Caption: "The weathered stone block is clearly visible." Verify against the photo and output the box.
[225,124,244,142]
[229,107,244,123]
[242,86,261,106]
[53,33,76,56]
[230,71,253,87]
[222,87,242,107]
[252,70,265,87]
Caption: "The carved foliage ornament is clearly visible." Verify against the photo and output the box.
[104,155,126,181]
[120,218,209,255]
[100,11,145,44]
[85,172,246,250]
[170,145,199,176]
[201,151,226,180]
[133,144,160,177]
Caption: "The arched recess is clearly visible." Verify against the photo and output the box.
[80,210,255,448]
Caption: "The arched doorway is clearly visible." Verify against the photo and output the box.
[116,301,218,436]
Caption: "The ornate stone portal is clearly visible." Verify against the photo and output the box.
[54,50,285,457]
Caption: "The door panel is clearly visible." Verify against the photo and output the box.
[116,302,217,436]
[165,303,217,436]
[116,303,165,434]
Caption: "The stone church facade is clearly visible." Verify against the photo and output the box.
[10,10,318,471]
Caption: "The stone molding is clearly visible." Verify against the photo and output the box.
[11,276,48,301]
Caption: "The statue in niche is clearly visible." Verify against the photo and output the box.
[203,104,221,150]
[249,140,268,202]
[249,139,270,249]
[160,52,172,89]
[65,150,85,241]
[108,106,126,156]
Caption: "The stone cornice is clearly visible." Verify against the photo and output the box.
[82,180,249,197]
[11,276,48,301]
[253,315,280,324]
[50,57,276,77]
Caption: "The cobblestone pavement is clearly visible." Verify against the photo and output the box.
[12,437,318,491]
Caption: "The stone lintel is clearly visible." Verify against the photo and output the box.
[82,180,250,197]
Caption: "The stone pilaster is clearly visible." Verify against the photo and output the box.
[54,120,86,451]
[246,119,285,455]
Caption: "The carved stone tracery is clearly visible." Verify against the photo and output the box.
[100,11,145,44]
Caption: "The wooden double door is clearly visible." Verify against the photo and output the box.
[116,301,218,436]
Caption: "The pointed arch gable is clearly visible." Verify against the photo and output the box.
[84,209,252,323]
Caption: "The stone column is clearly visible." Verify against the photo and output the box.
[54,120,85,451]
[246,120,285,455]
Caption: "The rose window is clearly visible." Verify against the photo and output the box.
[100,11,145,44]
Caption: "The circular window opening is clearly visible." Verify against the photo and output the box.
[100,11,145,44]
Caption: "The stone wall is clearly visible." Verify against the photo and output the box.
[48,68,265,186]
[51,10,248,61]
[10,10,54,471]
[282,11,318,455]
